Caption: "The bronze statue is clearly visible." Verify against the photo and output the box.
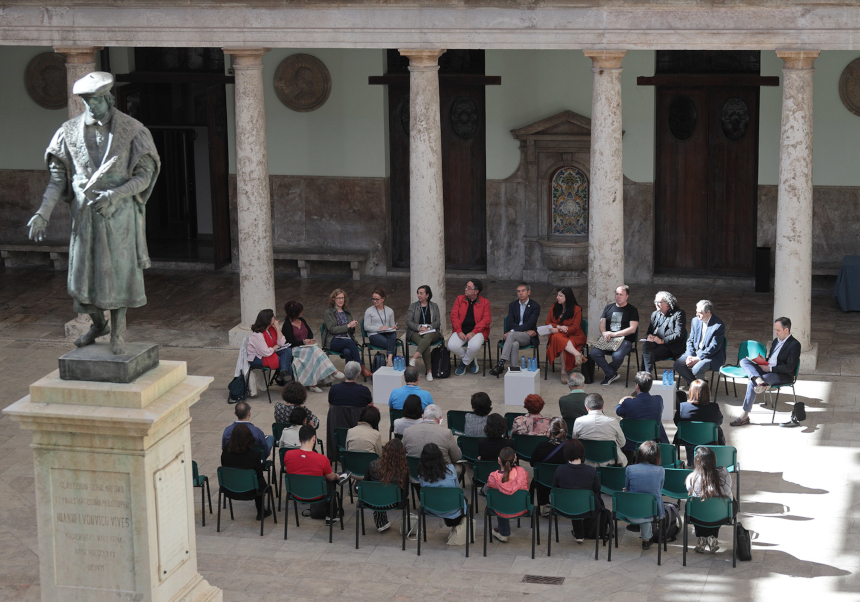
[27,72,161,355]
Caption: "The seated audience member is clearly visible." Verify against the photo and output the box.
[417,442,469,545]
[674,380,725,462]
[478,413,511,462]
[489,281,541,376]
[615,371,669,460]
[553,439,605,542]
[221,423,271,519]
[402,404,462,467]
[278,406,309,450]
[530,417,569,510]
[246,308,291,386]
[323,288,372,379]
[275,381,320,428]
[222,401,271,457]
[572,394,627,467]
[365,288,398,368]
[393,395,424,435]
[284,300,344,393]
[364,438,410,532]
[464,392,493,437]
[641,291,687,375]
[487,447,529,542]
[686,446,733,554]
[406,285,443,380]
[544,287,587,384]
[328,361,373,408]
[448,279,492,376]
[559,372,588,425]
[589,285,640,386]
[624,440,665,550]
[388,366,433,410]
[511,394,552,436]
[731,316,801,427]
[283,426,347,523]
[346,405,384,456]
[673,300,726,388]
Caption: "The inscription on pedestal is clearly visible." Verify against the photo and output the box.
[154,454,191,581]
[50,468,135,592]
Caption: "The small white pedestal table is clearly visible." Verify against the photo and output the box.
[504,368,540,406]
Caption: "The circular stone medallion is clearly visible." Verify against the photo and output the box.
[273,54,332,112]
[839,58,860,117]
[25,52,68,111]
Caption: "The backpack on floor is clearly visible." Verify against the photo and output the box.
[651,501,681,543]
[227,373,247,404]
[581,357,596,384]
[431,346,451,379]
[371,352,387,373]
[736,522,753,561]
[581,508,611,541]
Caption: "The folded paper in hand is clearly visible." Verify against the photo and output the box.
[419,329,437,335]
[536,325,553,336]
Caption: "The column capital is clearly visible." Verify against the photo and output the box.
[53,46,101,63]
[223,47,268,68]
[399,49,446,71]
[583,50,627,69]
[776,50,820,70]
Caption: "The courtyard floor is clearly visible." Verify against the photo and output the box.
[0,268,858,601]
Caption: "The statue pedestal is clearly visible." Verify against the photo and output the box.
[3,361,222,602]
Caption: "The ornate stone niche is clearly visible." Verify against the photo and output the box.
[515,111,592,285]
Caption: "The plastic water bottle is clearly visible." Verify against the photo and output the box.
[530,357,537,372]
[662,370,669,386]
[394,356,401,371]
[521,356,527,370]
[397,356,404,371]
[668,371,674,386]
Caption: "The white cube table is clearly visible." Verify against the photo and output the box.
[372,366,405,405]
[649,381,677,421]
[504,368,540,406]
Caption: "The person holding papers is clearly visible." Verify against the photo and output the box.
[365,288,400,368]
[406,285,442,380]
[543,287,587,384]
[247,309,291,386]
[730,317,801,426]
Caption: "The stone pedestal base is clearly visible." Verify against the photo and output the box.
[800,342,818,372]
[3,361,222,602]
[228,323,251,348]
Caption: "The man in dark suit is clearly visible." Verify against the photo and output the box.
[641,291,687,374]
[615,371,669,461]
[673,300,726,387]
[731,316,801,426]
[490,281,541,376]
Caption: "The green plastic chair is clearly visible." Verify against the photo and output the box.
[637,442,682,468]
[504,412,526,436]
[765,360,801,424]
[340,450,379,504]
[418,487,473,557]
[457,435,481,465]
[581,439,619,466]
[512,434,549,463]
[355,481,408,550]
[532,462,561,509]
[282,473,342,542]
[484,489,538,559]
[597,466,626,497]
[333,427,349,469]
[447,410,470,436]
[216,466,276,536]
[495,316,539,378]
[714,340,767,401]
[684,496,736,567]
[406,456,421,509]
[192,460,212,527]
[675,421,719,464]
[548,488,600,559]
[406,334,444,369]
[620,419,661,447]
[471,460,499,511]
[625,325,641,387]
[360,318,405,368]
[697,445,740,502]
[388,408,403,440]
[662,468,694,503]
[609,491,664,565]
[545,318,588,380]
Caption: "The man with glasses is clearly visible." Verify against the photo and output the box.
[641,291,687,375]
[448,279,492,375]
[490,282,540,376]
[672,300,726,389]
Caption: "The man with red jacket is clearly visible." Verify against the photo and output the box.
[448,279,492,375]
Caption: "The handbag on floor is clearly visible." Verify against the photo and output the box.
[431,346,451,379]
[371,352,387,373]
[581,357,596,384]
[227,373,247,403]
[736,522,753,561]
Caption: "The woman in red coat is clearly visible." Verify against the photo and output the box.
[545,287,587,384]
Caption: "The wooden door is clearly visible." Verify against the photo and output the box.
[387,83,411,268]
[206,84,232,269]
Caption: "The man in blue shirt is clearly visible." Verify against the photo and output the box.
[388,366,434,410]
[615,372,669,461]
[221,401,272,456]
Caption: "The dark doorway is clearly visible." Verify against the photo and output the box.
[642,51,776,276]
[383,50,494,271]
[115,48,233,269]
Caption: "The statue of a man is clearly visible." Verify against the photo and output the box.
[27,72,160,355]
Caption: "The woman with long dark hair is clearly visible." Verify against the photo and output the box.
[247,308,292,386]
[486,447,529,542]
[364,438,410,532]
[417,443,469,545]
[685,446,732,554]
[221,423,270,519]
[284,300,343,393]
[544,287,587,384]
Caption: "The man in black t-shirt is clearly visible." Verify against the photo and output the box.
[588,285,640,385]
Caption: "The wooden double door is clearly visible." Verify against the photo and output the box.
[654,85,761,275]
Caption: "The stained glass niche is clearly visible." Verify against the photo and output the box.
[550,166,588,236]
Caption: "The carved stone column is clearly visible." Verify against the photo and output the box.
[399,49,447,322]
[583,50,627,332]
[223,48,276,347]
[774,50,819,369]
[54,46,101,118]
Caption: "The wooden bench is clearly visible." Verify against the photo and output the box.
[272,248,370,280]
[0,243,68,270]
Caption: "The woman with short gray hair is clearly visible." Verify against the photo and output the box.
[642,291,687,374]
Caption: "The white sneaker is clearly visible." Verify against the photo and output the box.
[333,371,345,380]
[409,358,417,367]
[707,536,720,553]
[541,504,551,517]
[308,386,323,393]
[425,372,433,382]
[492,528,509,542]
[377,521,391,533]
[754,383,766,394]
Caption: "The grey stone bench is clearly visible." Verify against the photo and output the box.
[0,243,68,270]
[272,248,370,280]
[812,263,841,276]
